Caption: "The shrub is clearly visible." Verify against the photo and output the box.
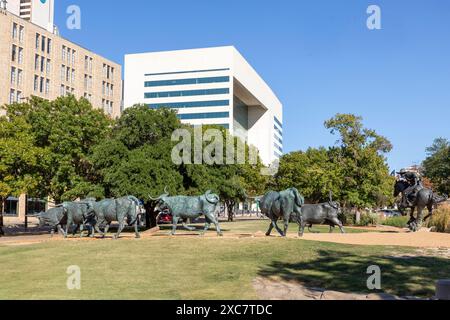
[339,211,355,226]
[427,204,450,233]
[382,216,409,228]
[356,212,379,227]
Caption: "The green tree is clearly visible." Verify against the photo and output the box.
[180,125,268,221]
[324,114,394,208]
[274,114,394,209]
[0,111,45,233]
[274,147,343,203]
[91,105,184,227]
[423,138,450,195]
[3,95,112,203]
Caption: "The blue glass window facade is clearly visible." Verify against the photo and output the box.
[274,135,283,145]
[145,88,229,99]
[145,68,230,77]
[144,76,230,87]
[274,116,283,129]
[148,100,229,109]
[274,144,283,153]
[178,112,230,120]
[274,125,283,137]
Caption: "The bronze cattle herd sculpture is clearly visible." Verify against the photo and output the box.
[35,175,447,239]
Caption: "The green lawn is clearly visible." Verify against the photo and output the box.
[159,219,372,235]
[0,220,448,300]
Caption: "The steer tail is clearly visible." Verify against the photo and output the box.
[433,194,448,205]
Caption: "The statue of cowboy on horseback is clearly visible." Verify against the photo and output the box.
[394,168,448,232]
[397,169,423,208]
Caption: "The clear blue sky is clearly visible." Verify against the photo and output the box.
[55,0,450,171]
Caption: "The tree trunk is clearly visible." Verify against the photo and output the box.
[0,197,5,236]
[226,200,235,222]
[144,202,158,229]
[355,209,361,224]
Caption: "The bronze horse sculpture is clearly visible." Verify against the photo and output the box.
[394,180,447,231]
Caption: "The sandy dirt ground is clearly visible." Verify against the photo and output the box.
[0,221,450,250]
[298,231,450,248]
[1,225,450,250]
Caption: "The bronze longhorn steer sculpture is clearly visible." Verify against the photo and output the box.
[38,207,68,237]
[297,193,345,237]
[38,203,95,238]
[249,188,305,237]
[150,190,223,236]
[88,196,145,239]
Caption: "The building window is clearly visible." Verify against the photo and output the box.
[66,67,70,82]
[35,54,39,70]
[10,67,16,85]
[110,67,114,80]
[17,91,22,102]
[144,88,230,99]
[27,198,46,215]
[9,89,15,104]
[36,34,40,50]
[18,48,23,64]
[71,69,75,84]
[17,69,23,86]
[177,112,230,120]
[11,45,17,62]
[144,76,230,87]
[12,23,18,39]
[19,26,24,43]
[110,84,114,97]
[40,56,45,73]
[41,36,46,52]
[47,38,52,54]
[60,85,65,96]
[34,75,39,91]
[67,47,71,64]
[62,46,66,60]
[40,77,44,93]
[274,126,283,137]
[274,117,283,129]
[45,79,50,95]
[72,50,76,65]
[148,100,230,109]
[46,59,51,74]
[5,197,18,216]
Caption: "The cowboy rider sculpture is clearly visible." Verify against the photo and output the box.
[397,169,423,208]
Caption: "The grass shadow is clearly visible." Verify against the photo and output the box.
[258,249,450,297]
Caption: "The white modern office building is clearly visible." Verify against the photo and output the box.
[5,0,55,33]
[124,46,283,165]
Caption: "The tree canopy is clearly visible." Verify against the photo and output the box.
[1,95,111,203]
[423,138,450,195]
[274,114,395,208]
